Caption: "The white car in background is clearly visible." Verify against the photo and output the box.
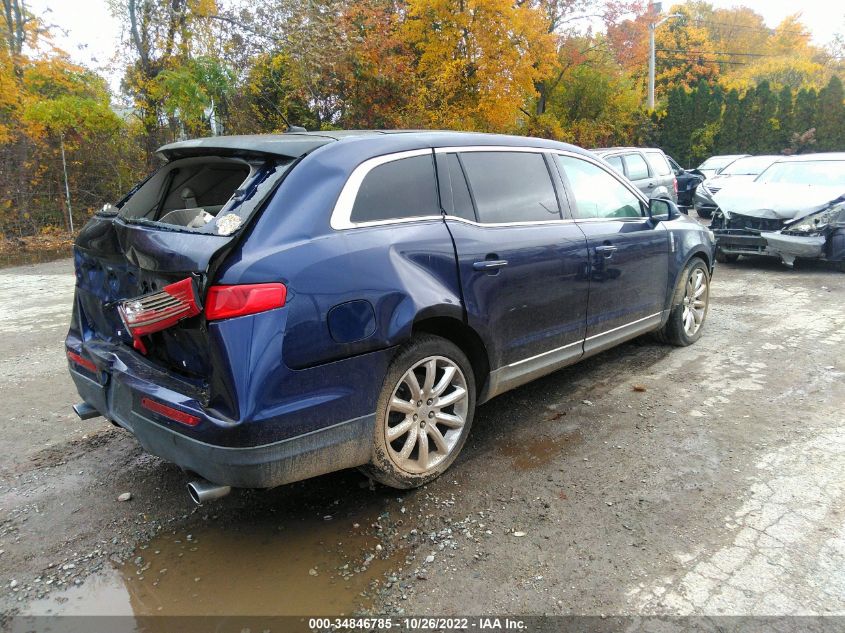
[711,153,845,270]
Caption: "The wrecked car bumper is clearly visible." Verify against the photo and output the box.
[760,232,826,262]
[66,336,377,489]
[712,229,771,256]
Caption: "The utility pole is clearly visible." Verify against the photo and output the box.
[60,134,74,233]
[648,4,682,110]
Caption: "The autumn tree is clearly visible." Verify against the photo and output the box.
[401,0,555,130]
[542,39,641,146]
[109,0,222,165]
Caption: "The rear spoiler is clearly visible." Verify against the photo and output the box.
[156,134,336,162]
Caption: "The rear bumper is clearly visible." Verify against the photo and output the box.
[67,340,376,488]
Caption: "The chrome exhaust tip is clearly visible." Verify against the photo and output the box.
[73,402,101,420]
[187,479,232,505]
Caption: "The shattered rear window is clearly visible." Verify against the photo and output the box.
[113,156,294,235]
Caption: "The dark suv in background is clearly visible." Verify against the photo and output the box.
[66,131,715,500]
[593,147,678,205]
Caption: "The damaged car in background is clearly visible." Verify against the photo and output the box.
[710,153,845,270]
[692,155,780,219]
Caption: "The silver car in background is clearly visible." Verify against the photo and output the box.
[592,147,678,204]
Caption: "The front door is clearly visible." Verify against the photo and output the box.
[553,153,670,354]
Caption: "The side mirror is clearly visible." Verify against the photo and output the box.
[648,197,680,223]
[674,168,686,177]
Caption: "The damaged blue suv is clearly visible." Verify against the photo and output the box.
[66,131,715,500]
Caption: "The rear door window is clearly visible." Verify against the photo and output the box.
[556,155,643,219]
[605,155,625,175]
[460,152,560,223]
[350,154,440,223]
[645,151,672,177]
[443,154,476,221]
[623,153,650,181]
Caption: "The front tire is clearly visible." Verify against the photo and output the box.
[362,334,476,489]
[656,258,711,347]
[696,208,713,219]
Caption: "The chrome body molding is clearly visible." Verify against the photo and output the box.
[479,311,666,403]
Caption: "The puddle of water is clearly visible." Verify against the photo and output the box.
[498,427,583,470]
[0,247,71,269]
[26,509,400,618]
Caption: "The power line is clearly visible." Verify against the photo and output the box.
[656,48,776,58]
[655,53,749,66]
[689,18,807,37]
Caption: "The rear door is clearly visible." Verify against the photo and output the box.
[621,152,655,198]
[553,153,670,354]
[438,148,589,386]
[644,150,678,203]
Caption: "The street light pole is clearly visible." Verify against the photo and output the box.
[648,21,657,110]
[648,12,683,110]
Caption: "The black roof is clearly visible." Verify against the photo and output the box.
[157,130,590,161]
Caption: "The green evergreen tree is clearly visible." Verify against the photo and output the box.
[794,88,818,139]
[815,76,845,152]
[775,86,794,153]
[736,86,756,153]
[716,89,742,154]
[750,81,778,153]
[660,87,693,165]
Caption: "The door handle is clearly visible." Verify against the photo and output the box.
[595,245,617,259]
[473,259,509,271]
[646,182,656,188]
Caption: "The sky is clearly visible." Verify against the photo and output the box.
[25,0,845,94]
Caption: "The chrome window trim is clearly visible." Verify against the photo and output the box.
[329,145,650,231]
[330,148,435,230]
[433,145,551,155]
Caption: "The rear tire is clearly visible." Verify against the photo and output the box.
[656,258,710,347]
[361,334,476,489]
[697,208,713,219]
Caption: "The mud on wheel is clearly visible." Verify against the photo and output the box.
[362,334,476,489]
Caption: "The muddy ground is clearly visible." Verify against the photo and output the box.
[1,251,844,620]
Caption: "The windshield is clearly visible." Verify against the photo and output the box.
[698,156,742,171]
[756,160,845,187]
[720,156,779,176]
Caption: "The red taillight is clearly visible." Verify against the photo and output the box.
[118,277,202,353]
[674,177,678,195]
[141,397,200,427]
[67,349,97,373]
[205,283,286,321]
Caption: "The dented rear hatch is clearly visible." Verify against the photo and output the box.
[69,136,331,380]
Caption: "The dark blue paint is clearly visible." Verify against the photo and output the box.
[328,300,377,343]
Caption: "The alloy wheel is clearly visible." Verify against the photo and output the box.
[384,356,469,474]
[681,268,708,336]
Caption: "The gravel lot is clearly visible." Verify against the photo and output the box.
[1,254,844,618]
